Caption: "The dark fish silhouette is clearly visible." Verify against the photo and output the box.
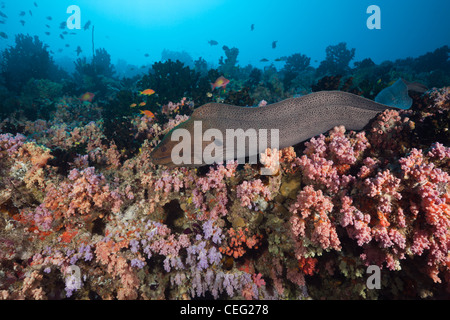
[19,11,26,16]
[144,53,149,57]
[29,10,32,16]
[34,2,38,7]
[0,31,7,39]
[19,20,25,26]
[0,20,4,24]
[65,44,70,47]
[0,11,7,18]
[60,34,64,40]
[59,21,66,29]
[46,16,52,20]
[260,58,269,62]
[272,41,278,49]
[70,32,77,35]
[251,24,254,31]
[275,56,287,62]
[83,20,91,30]
[208,40,218,46]
[45,32,50,36]
[45,24,50,28]
[62,31,68,35]
[76,46,82,56]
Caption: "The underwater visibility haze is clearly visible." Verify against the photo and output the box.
[0,0,449,302]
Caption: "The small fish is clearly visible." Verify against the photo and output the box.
[260,58,269,62]
[65,44,70,47]
[274,56,287,62]
[80,92,95,102]
[130,103,137,108]
[19,11,26,16]
[83,20,91,31]
[144,53,149,57]
[76,46,82,56]
[46,16,52,21]
[19,20,25,26]
[45,24,50,28]
[139,102,147,107]
[45,32,50,36]
[0,31,7,39]
[0,20,4,24]
[139,89,155,96]
[377,78,382,84]
[62,31,68,35]
[0,11,7,19]
[140,110,155,118]
[34,2,38,7]
[251,24,254,31]
[70,32,77,35]
[58,48,63,53]
[29,10,32,16]
[59,21,66,29]
[208,40,218,46]
[272,40,278,49]
[211,76,230,90]
[59,34,64,40]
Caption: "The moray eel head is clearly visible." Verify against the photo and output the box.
[150,118,194,167]
[150,129,180,167]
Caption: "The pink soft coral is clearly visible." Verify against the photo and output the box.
[289,185,341,251]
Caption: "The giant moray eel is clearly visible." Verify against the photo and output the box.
[150,80,418,167]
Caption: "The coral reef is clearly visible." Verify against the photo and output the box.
[317,42,356,77]
[0,34,66,93]
[138,60,211,108]
[0,33,449,300]
[0,85,448,300]
[219,45,240,78]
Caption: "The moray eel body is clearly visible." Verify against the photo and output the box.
[150,90,402,167]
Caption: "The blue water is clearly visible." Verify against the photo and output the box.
[1,0,449,73]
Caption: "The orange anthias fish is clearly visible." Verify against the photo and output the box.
[140,110,155,118]
[130,103,137,108]
[139,102,147,107]
[80,92,95,102]
[139,89,155,96]
[211,76,230,90]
